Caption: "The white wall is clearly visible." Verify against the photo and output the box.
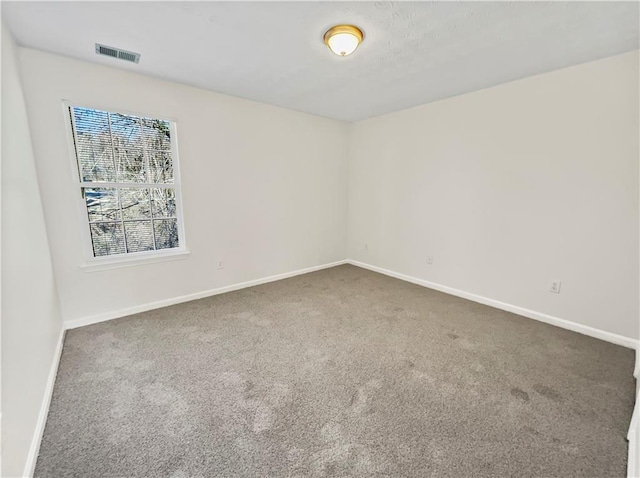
[16,47,349,326]
[15,46,639,343]
[348,51,639,342]
[1,27,64,477]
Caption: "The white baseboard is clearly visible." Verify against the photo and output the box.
[629,398,639,478]
[66,257,638,350]
[65,260,348,330]
[347,259,639,350]
[632,351,640,477]
[22,328,65,478]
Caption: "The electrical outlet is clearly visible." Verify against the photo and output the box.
[426,256,433,265]
[549,280,561,294]
[216,260,224,270]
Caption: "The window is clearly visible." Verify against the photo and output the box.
[67,104,186,264]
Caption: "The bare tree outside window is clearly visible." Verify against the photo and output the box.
[70,106,181,257]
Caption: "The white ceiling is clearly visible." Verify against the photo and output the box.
[3,1,638,122]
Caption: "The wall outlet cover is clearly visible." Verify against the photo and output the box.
[549,280,561,294]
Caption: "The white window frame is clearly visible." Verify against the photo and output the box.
[62,100,189,272]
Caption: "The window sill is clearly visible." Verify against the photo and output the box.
[80,249,191,272]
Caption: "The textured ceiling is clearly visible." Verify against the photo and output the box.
[3,1,638,122]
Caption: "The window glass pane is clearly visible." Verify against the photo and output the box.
[142,118,171,151]
[110,113,143,150]
[71,106,183,259]
[85,188,121,222]
[120,188,151,220]
[116,148,146,182]
[154,218,179,250]
[151,188,176,217]
[124,220,154,253]
[149,151,173,183]
[90,222,125,256]
[72,107,115,182]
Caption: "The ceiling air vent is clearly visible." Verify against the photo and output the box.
[95,43,140,64]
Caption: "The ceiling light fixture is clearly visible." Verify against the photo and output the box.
[323,24,364,57]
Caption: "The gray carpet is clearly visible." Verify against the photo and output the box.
[35,264,635,477]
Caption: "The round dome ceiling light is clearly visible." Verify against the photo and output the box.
[323,24,364,57]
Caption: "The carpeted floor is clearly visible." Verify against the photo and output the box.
[35,264,635,477]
